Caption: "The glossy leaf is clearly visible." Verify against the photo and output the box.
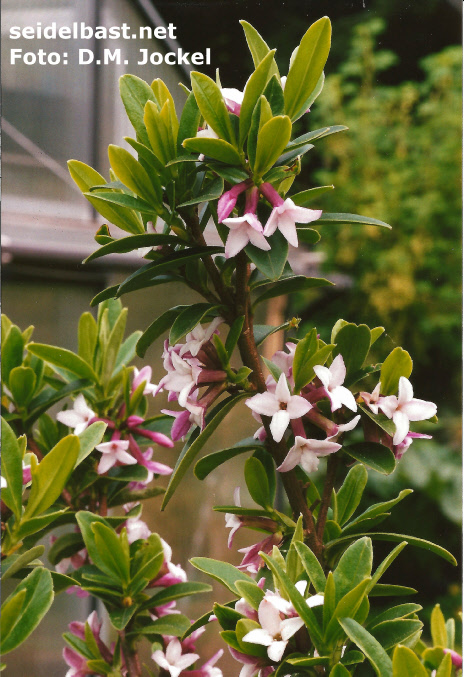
[235,580,265,611]
[75,422,107,467]
[294,541,326,593]
[9,367,36,407]
[27,344,98,382]
[316,212,392,229]
[24,435,79,518]
[346,490,413,531]
[137,614,191,637]
[119,74,155,147]
[24,379,91,427]
[336,465,368,526]
[253,276,333,307]
[333,323,371,380]
[194,438,262,480]
[84,190,159,216]
[392,645,427,676]
[371,618,423,651]
[246,229,288,281]
[284,17,331,121]
[343,442,396,475]
[190,557,252,595]
[244,457,271,509]
[145,582,212,609]
[136,305,189,358]
[370,584,417,597]
[254,115,292,178]
[253,322,290,347]
[177,176,224,208]
[183,136,243,165]
[329,665,351,677]
[333,537,373,604]
[162,394,248,509]
[1,567,54,654]
[239,50,276,145]
[169,303,222,345]
[287,126,348,151]
[191,72,235,143]
[431,604,448,647]
[240,21,280,78]
[380,347,413,396]
[1,418,24,519]
[339,618,392,677]
[177,91,201,152]
[2,545,45,580]
[3,326,25,387]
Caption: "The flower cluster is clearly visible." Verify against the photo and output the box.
[246,345,436,473]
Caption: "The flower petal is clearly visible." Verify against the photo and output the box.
[277,447,301,473]
[267,640,287,662]
[393,410,410,446]
[241,628,273,647]
[270,409,290,442]
[397,376,414,405]
[401,398,437,422]
[246,392,280,417]
[281,616,305,641]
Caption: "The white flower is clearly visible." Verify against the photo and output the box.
[1,476,7,489]
[246,374,312,443]
[277,436,341,473]
[56,394,96,434]
[359,382,382,414]
[132,366,157,395]
[242,598,305,662]
[96,439,136,474]
[180,317,223,357]
[222,213,271,259]
[125,517,151,544]
[313,355,357,413]
[379,376,437,446]
[327,414,361,439]
[263,198,322,247]
[156,350,200,407]
[152,637,199,677]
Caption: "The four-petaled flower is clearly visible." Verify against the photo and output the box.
[95,439,136,474]
[132,365,157,395]
[277,436,341,473]
[263,197,322,247]
[242,598,305,662]
[246,373,312,443]
[222,213,271,259]
[56,394,95,435]
[180,317,223,357]
[313,355,357,413]
[379,376,437,446]
[152,637,199,677]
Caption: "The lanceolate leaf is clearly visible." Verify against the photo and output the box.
[75,422,107,467]
[1,418,23,519]
[190,557,252,595]
[254,115,292,178]
[27,344,98,382]
[194,438,263,480]
[119,74,156,146]
[287,126,348,150]
[169,303,223,345]
[240,21,280,78]
[84,191,159,216]
[315,213,392,229]
[162,394,249,509]
[24,379,92,427]
[239,50,277,145]
[392,645,428,676]
[183,137,243,165]
[136,306,190,358]
[253,276,333,306]
[336,465,368,526]
[291,185,335,207]
[1,567,54,655]
[246,229,288,281]
[284,17,332,121]
[343,442,396,475]
[177,91,201,152]
[339,618,392,677]
[294,541,326,593]
[190,72,235,143]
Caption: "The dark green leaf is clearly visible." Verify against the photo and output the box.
[253,322,289,346]
[189,557,251,595]
[343,442,396,475]
[292,185,335,207]
[169,303,222,345]
[85,232,182,263]
[194,438,262,480]
[25,379,91,427]
[244,457,271,508]
[240,50,276,146]
[333,537,372,604]
[336,465,368,526]
[9,367,36,407]
[333,323,371,379]
[177,176,224,207]
[177,91,201,152]
[294,541,326,593]
[27,344,98,382]
[254,276,333,307]
[136,305,189,358]
[246,229,288,281]
[1,418,23,519]
[316,213,391,229]
[2,326,25,387]
[338,618,392,677]
[287,126,348,150]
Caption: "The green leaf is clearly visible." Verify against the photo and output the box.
[85,190,159,216]
[190,557,252,595]
[214,604,244,631]
[244,457,271,509]
[333,537,373,604]
[1,418,24,519]
[235,580,265,611]
[346,491,413,531]
[183,136,243,165]
[1,567,54,654]
[91,522,130,585]
[343,442,396,475]
[144,582,212,609]
[254,116,292,178]
[169,303,222,345]
[329,664,351,677]
[246,229,288,280]
[108,145,161,208]
[436,653,453,677]
[129,533,164,590]
[369,584,417,597]
[294,541,326,593]
[117,247,223,299]
[2,326,25,386]
[263,76,285,116]
[177,91,201,152]
[327,578,372,645]
[27,344,98,382]
[9,367,36,407]
[14,509,69,541]
[247,96,273,170]
[368,604,423,628]
[293,338,335,393]
[240,21,280,78]
[101,307,128,384]
[392,645,427,676]
[253,276,333,307]
[24,435,79,518]
[369,542,408,591]
[316,212,392,229]
[136,305,189,358]
[358,404,397,438]
[371,618,423,651]
[177,176,224,208]
[67,159,106,192]
[261,553,324,651]
[75,422,107,467]
[339,618,392,677]
[2,545,45,580]
[336,465,368,526]
[144,100,175,165]
[25,379,91,427]
[48,532,85,566]
[191,72,235,143]
[380,347,413,396]
[431,604,448,647]
[78,313,97,365]
[119,74,155,147]
[253,322,289,347]
[284,17,331,121]
[137,614,191,637]
[108,606,138,631]
[162,394,248,508]
[225,316,245,358]
[333,323,371,380]
[239,50,276,146]
[194,438,262,480]
[327,533,457,566]
[288,126,348,151]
